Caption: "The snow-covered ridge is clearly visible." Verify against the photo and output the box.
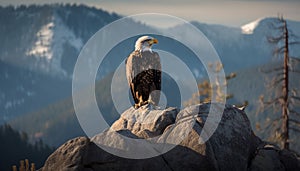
[26,12,83,78]
[241,18,262,34]
[51,13,83,78]
[26,21,54,59]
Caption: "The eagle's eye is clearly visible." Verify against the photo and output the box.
[142,39,151,44]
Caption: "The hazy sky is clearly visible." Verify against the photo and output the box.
[1,0,300,27]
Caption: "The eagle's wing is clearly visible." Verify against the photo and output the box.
[153,52,162,90]
[125,51,139,104]
[149,52,161,105]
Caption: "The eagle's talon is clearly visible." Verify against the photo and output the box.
[147,99,155,106]
[134,104,138,109]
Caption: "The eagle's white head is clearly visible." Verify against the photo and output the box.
[135,36,158,52]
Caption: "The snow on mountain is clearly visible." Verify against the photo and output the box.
[27,22,54,60]
[186,17,300,72]
[54,15,83,52]
[26,13,84,78]
[52,13,83,77]
[241,18,262,34]
[25,12,84,78]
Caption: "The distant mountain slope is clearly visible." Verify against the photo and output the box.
[0,60,71,123]
[8,73,113,147]
[0,4,120,77]
[184,18,300,72]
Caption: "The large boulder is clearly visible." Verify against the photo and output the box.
[40,103,300,171]
[158,103,261,171]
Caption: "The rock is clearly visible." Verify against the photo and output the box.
[249,143,300,171]
[40,103,300,171]
[41,136,172,171]
[159,103,260,171]
[279,149,300,170]
[41,137,90,171]
[249,144,285,171]
[111,105,178,139]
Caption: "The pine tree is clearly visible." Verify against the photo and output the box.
[184,62,239,106]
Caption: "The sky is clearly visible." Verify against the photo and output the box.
[1,0,300,27]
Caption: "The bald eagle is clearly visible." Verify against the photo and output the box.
[125,36,161,109]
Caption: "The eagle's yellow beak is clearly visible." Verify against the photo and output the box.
[149,38,158,44]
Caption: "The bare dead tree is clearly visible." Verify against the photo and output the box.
[260,16,300,150]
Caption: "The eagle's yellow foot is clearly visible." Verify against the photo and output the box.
[134,101,148,109]
[134,96,144,109]
[134,104,140,109]
[147,99,158,110]
[147,99,155,106]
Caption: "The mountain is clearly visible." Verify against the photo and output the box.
[177,18,300,72]
[0,4,121,123]
[0,4,120,77]
[0,60,71,123]
[8,73,114,147]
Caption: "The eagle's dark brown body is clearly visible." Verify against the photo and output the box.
[125,50,161,109]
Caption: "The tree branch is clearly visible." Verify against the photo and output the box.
[289,127,300,133]
[291,57,300,62]
[291,89,298,96]
[289,109,300,116]
[263,97,281,105]
[276,72,284,77]
[290,118,300,124]
[289,41,300,46]
[272,77,285,85]
[273,46,285,55]
[263,117,281,131]
[290,99,300,107]
[289,32,299,39]
[268,21,284,31]
[259,66,283,74]
[268,35,284,43]
[291,96,300,101]
[266,81,281,89]
[290,69,300,73]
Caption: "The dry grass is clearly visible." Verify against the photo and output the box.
[12,159,35,171]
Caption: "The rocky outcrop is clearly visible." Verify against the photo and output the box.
[110,105,178,139]
[40,103,300,171]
